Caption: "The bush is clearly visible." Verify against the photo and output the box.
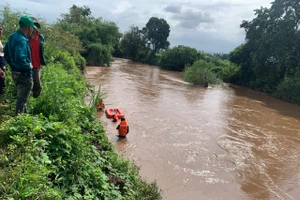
[159,45,202,71]
[86,43,112,66]
[0,115,119,199]
[28,64,86,122]
[275,76,300,104]
[43,25,84,56]
[183,60,221,86]
[217,62,240,82]
[74,54,86,71]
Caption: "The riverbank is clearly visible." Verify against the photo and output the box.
[0,57,162,199]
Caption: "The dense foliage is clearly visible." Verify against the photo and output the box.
[119,17,238,86]
[0,5,162,200]
[57,5,122,66]
[159,45,203,71]
[120,17,170,65]
[120,26,147,62]
[182,55,239,86]
[86,43,112,66]
[142,17,170,54]
[229,0,300,99]
[157,45,238,86]
[183,60,221,87]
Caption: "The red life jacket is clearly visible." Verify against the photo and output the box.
[118,120,128,136]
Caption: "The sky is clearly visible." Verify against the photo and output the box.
[0,0,273,53]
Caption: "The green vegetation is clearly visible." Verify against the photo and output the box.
[121,26,147,62]
[120,17,171,65]
[183,60,221,87]
[57,5,122,66]
[182,55,239,86]
[228,0,300,103]
[275,76,300,104]
[159,45,203,71]
[0,5,161,200]
[119,20,238,86]
[118,0,300,104]
[86,43,112,66]
[142,17,170,54]
[157,45,238,86]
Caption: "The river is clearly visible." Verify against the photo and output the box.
[85,58,300,200]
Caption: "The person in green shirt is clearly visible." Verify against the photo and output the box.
[4,16,37,114]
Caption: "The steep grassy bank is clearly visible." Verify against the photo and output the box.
[0,46,161,200]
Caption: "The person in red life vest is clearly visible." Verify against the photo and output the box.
[112,114,119,122]
[29,17,46,98]
[116,118,129,137]
[97,99,105,111]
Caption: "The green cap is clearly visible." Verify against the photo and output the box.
[19,16,38,29]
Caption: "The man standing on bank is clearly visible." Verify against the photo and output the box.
[30,17,45,98]
[4,16,37,114]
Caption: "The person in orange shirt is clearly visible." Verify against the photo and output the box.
[116,118,129,137]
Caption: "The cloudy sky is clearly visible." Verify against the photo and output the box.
[1,0,273,53]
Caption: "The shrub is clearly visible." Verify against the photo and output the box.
[217,62,240,82]
[86,43,112,66]
[28,64,86,122]
[0,115,118,199]
[275,76,300,104]
[183,60,221,86]
[74,54,86,71]
[159,45,202,71]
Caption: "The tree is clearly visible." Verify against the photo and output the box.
[142,17,170,53]
[60,5,91,24]
[121,26,148,61]
[213,53,229,60]
[58,5,122,65]
[0,5,24,40]
[229,0,300,93]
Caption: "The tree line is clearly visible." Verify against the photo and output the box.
[229,0,300,104]
[2,0,299,102]
[118,0,300,104]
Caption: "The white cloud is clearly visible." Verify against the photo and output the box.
[111,1,133,14]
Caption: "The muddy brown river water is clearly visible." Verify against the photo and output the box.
[85,58,300,200]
